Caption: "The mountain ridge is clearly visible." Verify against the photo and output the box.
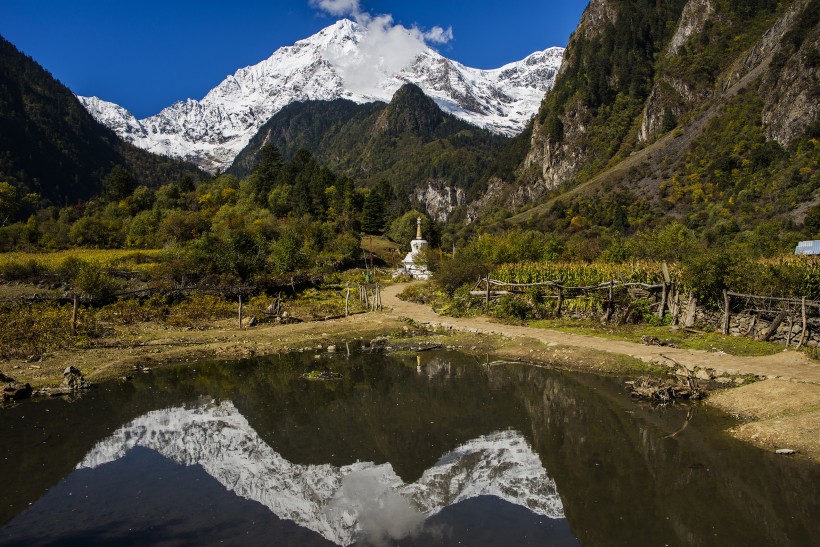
[79,19,563,172]
[228,83,509,220]
[475,0,819,252]
[79,400,565,546]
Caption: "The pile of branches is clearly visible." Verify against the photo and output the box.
[627,375,704,401]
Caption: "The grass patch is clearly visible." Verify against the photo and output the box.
[0,249,163,273]
[528,319,782,357]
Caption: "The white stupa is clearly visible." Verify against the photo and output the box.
[400,218,431,280]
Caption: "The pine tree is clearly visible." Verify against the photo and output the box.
[250,144,282,205]
[361,190,386,234]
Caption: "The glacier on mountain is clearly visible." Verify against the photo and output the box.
[78,19,563,172]
[77,399,565,546]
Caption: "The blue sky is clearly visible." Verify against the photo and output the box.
[1,1,588,118]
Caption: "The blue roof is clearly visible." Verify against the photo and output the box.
[795,240,820,255]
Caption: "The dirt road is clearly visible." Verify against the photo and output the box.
[380,283,820,385]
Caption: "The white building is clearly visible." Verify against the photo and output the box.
[399,218,431,280]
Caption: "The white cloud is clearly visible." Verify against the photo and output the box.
[424,25,454,44]
[309,0,363,17]
[311,1,454,96]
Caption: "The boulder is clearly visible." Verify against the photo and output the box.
[694,367,714,381]
[61,366,93,391]
[370,336,389,348]
[2,381,32,401]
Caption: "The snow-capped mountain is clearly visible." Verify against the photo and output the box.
[79,19,563,172]
[78,400,565,546]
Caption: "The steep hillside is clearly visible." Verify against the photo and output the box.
[0,36,202,207]
[479,0,819,256]
[230,84,509,221]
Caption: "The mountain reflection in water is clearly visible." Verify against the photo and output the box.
[2,351,818,546]
[77,400,564,546]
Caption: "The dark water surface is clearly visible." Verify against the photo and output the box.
[1,351,818,546]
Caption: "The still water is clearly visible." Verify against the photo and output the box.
[1,350,818,546]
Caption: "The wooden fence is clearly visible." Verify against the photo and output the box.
[472,276,673,321]
[472,275,820,347]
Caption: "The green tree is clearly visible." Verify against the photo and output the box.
[435,255,489,296]
[218,230,267,281]
[249,144,283,206]
[804,204,820,237]
[361,190,387,234]
[270,228,306,273]
[104,165,136,201]
[0,182,38,226]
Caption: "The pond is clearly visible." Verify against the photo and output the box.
[1,350,818,546]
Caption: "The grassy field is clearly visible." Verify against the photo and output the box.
[360,235,401,269]
[0,249,164,272]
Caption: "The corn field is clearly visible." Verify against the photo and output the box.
[492,260,679,288]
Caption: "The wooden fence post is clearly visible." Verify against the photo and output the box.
[685,292,697,328]
[669,286,679,326]
[556,287,563,318]
[722,290,730,335]
[345,285,351,316]
[238,294,243,329]
[485,276,490,312]
[746,316,757,337]
[658,282,668,319]
[761,310,786,342]
[798,296,808,349]
[785,318,794,347]
[603,281,614,322]
[71,293,78,335]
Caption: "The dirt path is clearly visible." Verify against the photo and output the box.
[381,283,820,384]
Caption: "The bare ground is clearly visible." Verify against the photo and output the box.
[3,282,819,461]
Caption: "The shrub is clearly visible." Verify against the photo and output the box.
[0,258,43,281]
[434,256,489,296]
[681,250,735,307]
[97,294,169,325]
[492,295,530,321]
[0,301,101,360]
[165,295,235,327]
[70,261,121,303]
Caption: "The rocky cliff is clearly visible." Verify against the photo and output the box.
[485,0,818,218]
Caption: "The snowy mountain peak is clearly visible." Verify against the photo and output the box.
[79,20,563,172]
